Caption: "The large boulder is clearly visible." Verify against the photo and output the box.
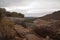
[7,17,25,25]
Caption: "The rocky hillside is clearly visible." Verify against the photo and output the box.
[0,8,60,40]
[39,11,60,20]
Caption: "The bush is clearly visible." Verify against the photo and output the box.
[6,12,24,18]
[0,8,24,18]
[0,8,6,19]
[0,16,16,40]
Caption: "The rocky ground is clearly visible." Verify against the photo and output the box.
[0,8,60,40]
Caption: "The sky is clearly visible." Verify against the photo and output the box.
[0,0,60,17]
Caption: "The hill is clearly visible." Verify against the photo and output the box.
[39,11,60,20]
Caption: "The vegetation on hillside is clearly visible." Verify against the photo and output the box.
[0,8,24,18]
[6,11,24,18]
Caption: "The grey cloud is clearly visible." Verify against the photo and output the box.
[0,0,33,7]
[0,0,60,17]
[0,0,60,8]
[39,0,60,2]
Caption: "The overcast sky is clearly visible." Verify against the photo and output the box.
[0,0,60,17]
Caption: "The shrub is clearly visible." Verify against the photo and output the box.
[0,16,16,40]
